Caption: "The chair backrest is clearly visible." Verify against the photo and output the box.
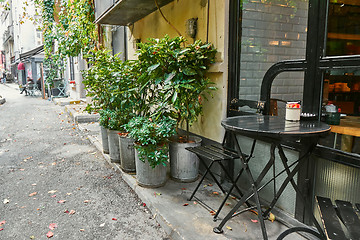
[228,98,266,117]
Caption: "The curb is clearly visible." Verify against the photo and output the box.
[87,135,184,240]
[64,105,99,123]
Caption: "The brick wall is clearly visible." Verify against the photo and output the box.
[239,0,308,103]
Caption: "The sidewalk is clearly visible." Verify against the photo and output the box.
[67,109,309,240]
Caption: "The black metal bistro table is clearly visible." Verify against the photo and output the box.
[213,115,331,239]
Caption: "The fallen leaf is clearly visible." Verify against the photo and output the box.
[268,212,275,222]
[69,210,76,215]
[3,199,10,204]
[112,218,117,221]
[49,223,57,230]
[183,203,189,206]
[226,226,232,231]
[0,220,5,226]
[251,219,258,223]
[29,192,37,197]
[48,190,57,194]
[57,200,66,204]
[46,231,53,238]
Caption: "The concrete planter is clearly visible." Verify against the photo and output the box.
[119,135,136,173]
[100,126,109,154]
[107,129,121,163]
[170,136,202,182]
[135,147,167,188]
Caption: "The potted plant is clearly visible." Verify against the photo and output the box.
[83,49,124,163]
[124,116,176,187]
[168,39,217,182]
[98,109,110,154]
[120,37,179,187]
[115,60,138,173]
[135,36,217,182]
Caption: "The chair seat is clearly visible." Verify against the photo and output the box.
[186,145,239,161]
[316,196,360,240]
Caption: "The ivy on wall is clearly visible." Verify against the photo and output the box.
[34,0,97,86]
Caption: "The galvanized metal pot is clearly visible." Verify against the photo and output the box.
[100,126,109,154]
[107,129,121,163]
[170,136,202,182]
[119,135,136,173]
[135,146,167,188]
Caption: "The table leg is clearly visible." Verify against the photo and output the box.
[276,144,325,239]
[214,133,271,240]
[341,135,354,152]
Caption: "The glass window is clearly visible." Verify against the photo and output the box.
[238,0,308,101]
[326,0,360,56]
[320,0,360,154]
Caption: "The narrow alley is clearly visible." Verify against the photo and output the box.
[0,83,168,239]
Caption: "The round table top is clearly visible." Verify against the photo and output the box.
[221,115,331,139]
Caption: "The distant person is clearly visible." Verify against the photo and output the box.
[36,78,42,91]
[20,77,34,96]
[1,72,5,84]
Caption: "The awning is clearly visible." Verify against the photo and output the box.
[95,0,174,25]
[19,45,44,61]
[18,62,25,70]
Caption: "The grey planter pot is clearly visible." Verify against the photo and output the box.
[107,129,121,163]
[100,126,109,154]
[170,136,202,182]
[135,147,167,188]
[119,135,136,173]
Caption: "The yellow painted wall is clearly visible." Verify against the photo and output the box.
[127,0,228,142]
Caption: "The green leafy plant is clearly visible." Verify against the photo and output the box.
[134,36,217,142]
[83,49,137,132]
[123,117,176,168]
[98,109,110,128]
[36,0,97,87]
[168,39,217,141]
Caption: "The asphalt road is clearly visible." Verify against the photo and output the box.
[0,83,168,240]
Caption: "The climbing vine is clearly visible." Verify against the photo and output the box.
[34,0,97,86]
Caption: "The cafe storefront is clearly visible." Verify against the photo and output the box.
[227,0,360,225]
[94,0,360,229]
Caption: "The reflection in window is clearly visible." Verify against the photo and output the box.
[320,1,360,154]
[327,0,360,56]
